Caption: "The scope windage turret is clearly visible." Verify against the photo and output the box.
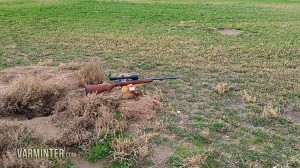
[109,74,139,81]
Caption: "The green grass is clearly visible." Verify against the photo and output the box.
[1,0,300,167]
[167,155,184,168]
[87,139,112,162]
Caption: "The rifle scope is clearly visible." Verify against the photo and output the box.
[109,74,139,81]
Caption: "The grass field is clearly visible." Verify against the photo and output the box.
[0,0,300,167]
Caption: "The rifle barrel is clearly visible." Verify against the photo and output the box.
[146,76,178,80]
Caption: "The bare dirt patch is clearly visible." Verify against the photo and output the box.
[285,110,300,125]
[213,28,243,35]
[24,116,59,144]
[151,146,174,167]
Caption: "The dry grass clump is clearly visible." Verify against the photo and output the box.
[151,120,166,132]
[214,82,227,95]
[59,62,82,70]
[185,154,208,167]
[0,121,31,154]
[55,93,125,147]
[55,93,155,166]
[77,58,108,86]
[242,90,257,103]
[288,154,300,167]
[0,74,67,119]
[0,121,54,167]
[112,133,152,166]
[263,105,278,118]
[178,20,196,27]
[37,59,53,66]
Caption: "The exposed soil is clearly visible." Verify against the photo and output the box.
[0,115,59,144]
[213,28,243,35]
[0,66,77,87]
[285,110,300,125]
[71,158,104,168]
[151,146,174,167]
[118,93,162,120]
[25,116,59,143]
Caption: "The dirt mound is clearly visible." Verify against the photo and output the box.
[54,90,161,148]
[85,90,162,120]
[54,93,124,147]
[0,66,76,86]
[0,63,162,167]
[0,74,66,118]
[119,93,162,120]
[0,66,78,119]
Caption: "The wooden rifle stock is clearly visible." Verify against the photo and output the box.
[85,79,153,95]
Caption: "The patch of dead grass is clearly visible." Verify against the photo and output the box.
[185,154,208,167]
[242,90,257,103]
[0,121,56,167]
[37,59,53,66]
[55,93,124,147]
[77,58,108,86]
[112,133,152,166]
[263,105,278,118]
[253,3,300,10]
[59,62,82,70]
[0,121,31,154]
[54,92,155,166]
[0,74,67,119]
[0,63,163,167]
[214,82,228,95]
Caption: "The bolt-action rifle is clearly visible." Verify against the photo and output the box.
[84,75,178,95]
